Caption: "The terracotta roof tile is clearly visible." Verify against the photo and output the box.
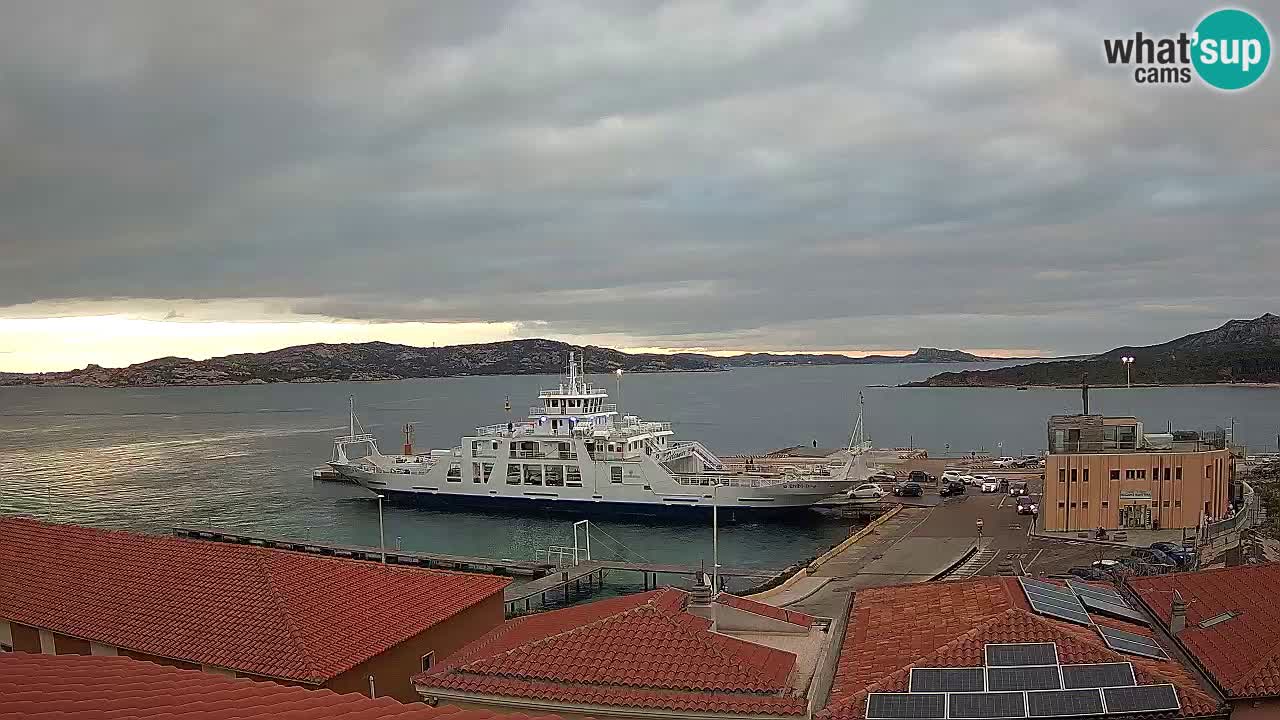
[1131,562,1280,699]
[0,652,557,720]
[418,587,806,716]
[716,593,816,627]
[820,576,1225,720]
[0,517,508,683]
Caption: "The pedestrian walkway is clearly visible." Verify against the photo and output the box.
[947,541,998,580]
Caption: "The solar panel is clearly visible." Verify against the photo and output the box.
[1060,662,1136,689]
[985,643,1059,667]
[909,667,986,693]
[1077,594,1149,624]
[1026,688,1105,717]
[1102,684,1181,713]
[1020,578,1078,603]
[987,666,1062,692]
[1065,580,1125,604]
[865,693,946,719]
[1097,625,1169,660]
[1027,598,1094,627]
[947,691,1027,719]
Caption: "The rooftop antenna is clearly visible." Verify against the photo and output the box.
[349,395,356,438]
[402,422,415,456]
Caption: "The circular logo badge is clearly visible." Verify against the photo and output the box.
[1193,8,1271,90]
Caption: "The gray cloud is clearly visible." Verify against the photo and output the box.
[1,0,1277,355]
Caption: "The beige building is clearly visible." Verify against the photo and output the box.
[1042,414,1231,532]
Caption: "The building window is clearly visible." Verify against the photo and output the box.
[1071,469,1078,483]
[1070,502,1077,508]
[421,652,434,672]
[611,466,623,484]
[1175,500,1182,508]
[1175,467,1182,480]
[1102,501,1109,508]
[1058,502,1065,508]
[1110,469,1120,480]
[1206,465,1212,479]
[1125,469,1136,480]
[1136,469,1146,479]
[1081,502,1089,509]
[1058,468,1066,482]
[1164,468,1171,481]
[1163,500,1171,507]
[1082,469,1089,483]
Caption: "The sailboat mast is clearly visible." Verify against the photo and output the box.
[349,395,355,437]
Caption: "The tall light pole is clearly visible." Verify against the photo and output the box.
[615,368,623,417]
[376,494,386,564]
[1121,356,1134,388]
[712,482,719,631]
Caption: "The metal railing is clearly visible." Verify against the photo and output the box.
[530,404,617,416]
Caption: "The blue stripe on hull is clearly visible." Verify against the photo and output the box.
[372,487,824,522]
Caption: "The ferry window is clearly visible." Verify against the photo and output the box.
[482,463,493,483]
[492,440,499,451]
[471,462,481,482]
[545,465,564,487]
[1110,469,1120,480]
[566,466,582,486]
[524,465,543,485]
[1175,467,1182,480]
[421,652,434,672]
[446,463,461,482]
[506,464,521,485]
[611,466,623,484]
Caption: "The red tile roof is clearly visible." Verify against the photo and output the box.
[417,587,808,716]
[821,576,1225,720]
[716,593,816,628]
[0,651,561,720]
[1131,562,1280,699]
[0,517,509,683]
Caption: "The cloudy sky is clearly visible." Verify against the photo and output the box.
[1,1,1277,372]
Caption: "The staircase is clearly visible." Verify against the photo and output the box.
[653,441,724,471]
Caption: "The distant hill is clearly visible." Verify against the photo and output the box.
[905,314,1280,388]
[0,340,1007,388]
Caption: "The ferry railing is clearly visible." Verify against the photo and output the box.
[529,404,617,416]
[539,386,609,397]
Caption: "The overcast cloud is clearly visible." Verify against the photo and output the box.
[1,0,1278,368]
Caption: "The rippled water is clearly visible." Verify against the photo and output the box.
[1,363,1276,588]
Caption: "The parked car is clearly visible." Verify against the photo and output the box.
[1015,495,1039,515]
[1149,542,1195,568]
[1067,566,1110,581]
[1009,481,1029,497]
[850,483,887,500]
[893,481,923,497]
[998,478,1010,493]
[1017,455,1044,468]
[959,474,979,487]
[941,470,965,483]
[869,471,896,484]
[981,479,1000,493]
[908,470,934,484]
[993,456,1019,468]
[1091,559,1123,573]
[940,480,967,497]
[1130,548,1177,568]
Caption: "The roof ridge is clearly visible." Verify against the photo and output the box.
[252,550,325,683]
[457,592,667,673]
[643,598,793,690]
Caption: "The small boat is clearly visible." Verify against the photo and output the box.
[1017,386,1029,391]
[311,466,344,482]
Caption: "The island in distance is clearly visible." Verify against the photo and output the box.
[0,340,1012,388]
[905,313,1280,388]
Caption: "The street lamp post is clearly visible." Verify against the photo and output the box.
[376,494,386,564]
[1121,356,1134,388]
[712,482,719,631]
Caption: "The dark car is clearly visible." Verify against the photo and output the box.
[1067,566,1110,581]
[1131,547,1177,568]
[908,470,934,484]
[940,480,966,497]
[893,481,923,497]
[1009,481,1029,497]
[1015,495,1039,515]
[1149,542,1195,568]
[997,478,1010,493]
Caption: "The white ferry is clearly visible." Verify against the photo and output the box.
[326,353,870,516]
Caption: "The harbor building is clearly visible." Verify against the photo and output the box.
[415,586,832,720]
[1041,414,1232,532]
[0,517,509,702]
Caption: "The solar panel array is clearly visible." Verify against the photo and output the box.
[1066,580,1150,624]
[1018,578,1093,627]
[865,644,1181,719]
[1097,625,1170,660]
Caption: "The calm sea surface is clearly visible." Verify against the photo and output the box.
[2,363,1277,589]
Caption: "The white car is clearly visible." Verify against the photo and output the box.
[849,483,887,500]
[993,456,1019,468]
[941,471,964,483]
[981,479,1000,493]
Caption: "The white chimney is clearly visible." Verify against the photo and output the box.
[1170,591,1187,635]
